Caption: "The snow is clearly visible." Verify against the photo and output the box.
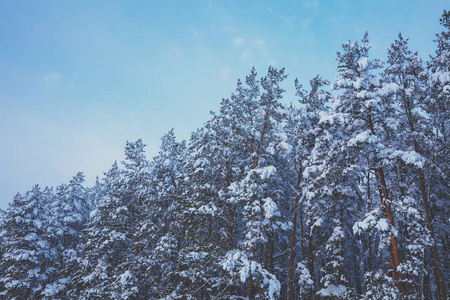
[196,203,218,216]
[347,130,378,147]
[380,149,425,168]
[429,71,450,85]
[297,262,313,287]
[358,57,370,69]
[385,117,400,130]
[119,270,133,285]
[33,219,42,229]
[353,77,363,89]
[263,197,280,219]
[379,82,400,95]
[353,210,391,235]
[317,284,347,297]
[311,217,323,231]
[258,166,277,180]
[377,218,390,232]
[222,250,280,299]
[319,111,345,125]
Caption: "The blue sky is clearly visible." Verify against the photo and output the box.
[0,0,447,209]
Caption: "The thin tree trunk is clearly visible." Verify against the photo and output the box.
[368,112,406,293]
[288,167,302,300]
[226,166,234,251]
[418,168,446,299]
[135,235,139,256]
[368,237,372,272]
[249,247,256,300]
[269,232,274,274]
[338,207,344,286]
[405,94,446,298]
[227,203,233,251]
[377,168,406,293]
[307,223,314,300]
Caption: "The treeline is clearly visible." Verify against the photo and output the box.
[0,10,449,300]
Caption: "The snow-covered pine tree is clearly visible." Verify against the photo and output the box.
[379,33,436,299]
[222,67,289,300]
[329,32,408,294]
[72,140,151,300]
[170,119,240,299]
[146,130,189,299]
[425,10,450,299]
[150,126,229,299]
[302,105,361,299]
[286,75,332,300]
[121,139,153,297]
[0,186,53,299]
[43,173,90,299]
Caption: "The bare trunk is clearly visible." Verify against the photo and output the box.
[374,172,405,292]
[368,112,405,294]
[269,232,274,274]
[338,208,344,286]
[227,203,233,251]
[287,199,298,300]
[378,168,406,294]
[307,223,314,300]
[226,168,234,251]
[400,87,447,298]
[135,235,139,256]
[248,247,256,300]
[418,168,446,299]
[368,237,372,272]
[288,168,302,300]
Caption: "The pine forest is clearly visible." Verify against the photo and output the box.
[0,9,449,300]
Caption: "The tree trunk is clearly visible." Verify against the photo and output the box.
[307,223,314,300]
[418,168,446,299]
[226,162,234,251]
[338,207,344,286]
[269,232,274,274]
[377,168,406,294]
[405,95,446,298]
[287,197,298,300]
[368,112,406,294]
[135,235,139,256]
[249,247,256,300]
[288,167,303,300]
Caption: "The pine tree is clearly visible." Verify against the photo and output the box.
[286,75,332,299]
[330,32,407,294]
[220,67,289,300]
[43,173,90,299]
[72,140,152,300]
[425,10,450,299]
[380,33,437,299]
[0,187,53,299]
[146,130,188,299]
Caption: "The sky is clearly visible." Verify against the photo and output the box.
[0,0,448,209]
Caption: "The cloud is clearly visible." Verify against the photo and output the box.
[195,46,215,63]
[282,15,297,27]
[255,39,265,47]
[233,37,245,46]
[269,59,279,66]
[172,48,183,58]
[302,0,319,8]
[219,66,231,79]
[301,18,314,30]
[43,72,77,89]
[241,49,252,60]
[254,39,270,58]
[43,73,61,88]
[193,30,204,37]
